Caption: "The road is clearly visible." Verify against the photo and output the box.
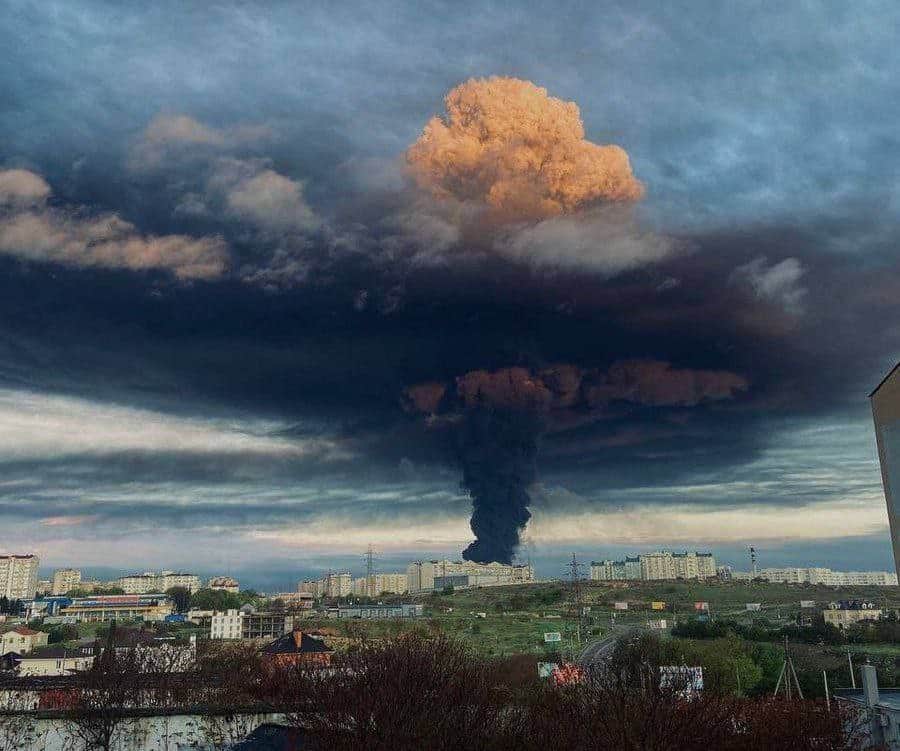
[577,626,645,668]
[577,630,623,667]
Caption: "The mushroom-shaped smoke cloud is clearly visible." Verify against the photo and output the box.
[405,76,644,222]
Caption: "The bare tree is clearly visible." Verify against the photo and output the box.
[0,694,39,751]
[279,633,505,751]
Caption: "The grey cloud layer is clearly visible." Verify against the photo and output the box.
[2,0,899,569]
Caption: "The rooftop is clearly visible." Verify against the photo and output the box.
[261,630,332,656]
[870,361,900,397]
[835,688,900,711]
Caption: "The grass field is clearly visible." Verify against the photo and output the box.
[299,579,900,664]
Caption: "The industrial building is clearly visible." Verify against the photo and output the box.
[590,551,716,581]
[0,554,39,600]
[872,361,900,581]
[406,560,534,592]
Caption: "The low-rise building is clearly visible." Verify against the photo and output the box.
[823,603,883,628]
[260,627,333,668]
[835,665,900,750]
[207,576,239,592]
[16,645,95,676]
[51,569,81,596]
[59,594,174,622]
[268,592,314,610]
[323,604,424,619]
[209,608,296,640]
[1,626,49,655]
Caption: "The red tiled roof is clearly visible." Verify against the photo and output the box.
[9,626,40,636]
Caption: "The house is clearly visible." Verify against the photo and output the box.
[17,645,96,676]
[260,627,332,668]
[0,626,49,655]
[835,664,900,749]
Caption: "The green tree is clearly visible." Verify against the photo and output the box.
[165,586,192,613]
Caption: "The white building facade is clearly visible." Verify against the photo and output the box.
[0,554,39,600]
[116,571,201,594]
[351,573,409,596]
[590,552,716,582]
[51,568,81,596]
[406,560,534,592]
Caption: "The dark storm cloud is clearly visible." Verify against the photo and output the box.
[2,0,899,566]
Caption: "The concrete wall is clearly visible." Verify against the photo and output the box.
[872,365,900,581]
[0,710,282,750]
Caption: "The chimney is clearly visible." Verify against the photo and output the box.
[292,627,303,649]
[861,664,879,707]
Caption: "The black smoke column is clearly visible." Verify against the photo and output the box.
[459,409,541,564]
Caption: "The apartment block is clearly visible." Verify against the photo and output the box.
[756,567,899,586]
[0,554,40,600]
[406,560,534,592]
[116,571,201,594]
[590,551,716,582]
[51,568,82,596]
[351,573,409,596]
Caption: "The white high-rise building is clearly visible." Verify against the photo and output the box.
[755,567,898,586]
[0,554,40,600]
[590,551,716,581]
[351,573,409,596]
[324,572,352,598]
[51,568,82,595]
[406,560,534,592]
[872,362,900,581]
[116,571,201,594]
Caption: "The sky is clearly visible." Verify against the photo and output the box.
[2,1,899,588]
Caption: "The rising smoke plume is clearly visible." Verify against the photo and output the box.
[405,76,644,222]
[405,362,748,563]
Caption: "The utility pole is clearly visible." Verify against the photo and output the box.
[847,648,856,689]
[364,544,378,599]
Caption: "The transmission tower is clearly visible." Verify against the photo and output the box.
[773,636,804,699]
[364,544,379,598]
[566,553,586,648]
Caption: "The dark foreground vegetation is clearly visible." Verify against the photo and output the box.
[5,632,863,751]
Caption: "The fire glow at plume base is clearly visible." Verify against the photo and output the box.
[458,409,540,565]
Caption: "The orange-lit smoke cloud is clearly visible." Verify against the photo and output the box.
[405,360,748,417]
[405,77,644,222]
